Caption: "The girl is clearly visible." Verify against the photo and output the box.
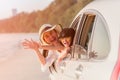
[57,28,75,62]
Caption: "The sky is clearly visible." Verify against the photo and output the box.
[0,0,54,19]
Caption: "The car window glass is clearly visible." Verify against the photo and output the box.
[70,10,110,60]
[90,14,110,60]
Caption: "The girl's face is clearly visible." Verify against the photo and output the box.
[60,37,72,47]
[43,30,58,44]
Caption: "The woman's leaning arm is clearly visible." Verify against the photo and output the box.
[22,39,46,65]
[39,44,64,51]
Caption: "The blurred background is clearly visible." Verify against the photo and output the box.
[0,0,93,33]
[0,0,93,80]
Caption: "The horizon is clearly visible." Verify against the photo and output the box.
[0,0,54,20]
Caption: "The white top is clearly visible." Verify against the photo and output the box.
[40,50,60,72]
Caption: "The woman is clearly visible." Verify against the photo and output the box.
[22,24,63,72]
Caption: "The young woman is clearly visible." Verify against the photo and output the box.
[22,24,63,72]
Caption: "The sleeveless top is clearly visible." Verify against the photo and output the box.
[40,50,60,72]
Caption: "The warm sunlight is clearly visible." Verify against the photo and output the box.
[0,0,53,19]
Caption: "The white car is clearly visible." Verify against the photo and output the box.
[51,0,120,80]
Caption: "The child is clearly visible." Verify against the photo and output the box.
[57,28,75,62]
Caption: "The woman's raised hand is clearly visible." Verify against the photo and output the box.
[22,39,39,50]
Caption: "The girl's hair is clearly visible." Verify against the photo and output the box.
[59,28,75,46]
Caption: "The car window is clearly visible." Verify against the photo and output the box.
[90,13,110,60]
[70,15,80,30]
[71,10,110,60]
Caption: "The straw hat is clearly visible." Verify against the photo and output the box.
[39,24,62,45]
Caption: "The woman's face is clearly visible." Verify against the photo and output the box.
[43,30,58,44]
[60,37,72,47]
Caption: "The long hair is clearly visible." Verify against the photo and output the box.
[42,50,48,58]
[42,50,57,73]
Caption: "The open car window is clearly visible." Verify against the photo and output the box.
[70,10,110,60]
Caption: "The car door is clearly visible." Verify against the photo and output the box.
[61,10,112,80]
[111,36,120,80]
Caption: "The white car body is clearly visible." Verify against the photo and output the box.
[51,0,120,80]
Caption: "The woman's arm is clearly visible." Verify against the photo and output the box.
[22,39,46,65]
[22,39,59,72]
[39,44,64,51]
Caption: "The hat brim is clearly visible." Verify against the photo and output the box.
[40,24,62,45]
